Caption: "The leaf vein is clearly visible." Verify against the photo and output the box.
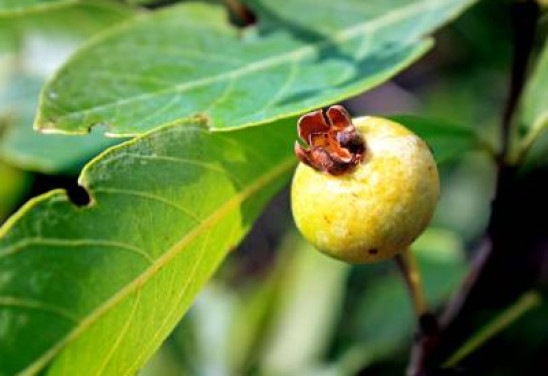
[132,92,183,129]
[248,57,300,119]
[0,238,153,263]
[79,71,172,86]
[118,154,227,174]
[93,187,202,223]
[0,296,79,323]
[121,153,246,187]
[203,75,237,113]
[125,225,216,374]
[94,288,142,375]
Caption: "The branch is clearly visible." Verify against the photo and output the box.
[499,0,540,162]
[442,0,540,330]
[407,1,541,374]
[395,249,441,376]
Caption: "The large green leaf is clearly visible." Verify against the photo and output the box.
[0,119,296,375]
[36,0,476,136]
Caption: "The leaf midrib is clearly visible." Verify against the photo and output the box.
[38,0,443,126]
[20,155,296,375]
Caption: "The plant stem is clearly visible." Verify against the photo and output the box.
[514,117,548,165]
[409,3,541,374]
[395,247,428,318]
[439,239,491,327]
[443,291,542,368]
[441,0,540,330]
[396,248,441,376]
[499,0,539,163]
[409,2,542,375]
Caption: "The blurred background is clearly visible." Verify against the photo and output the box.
[1,0,547,375]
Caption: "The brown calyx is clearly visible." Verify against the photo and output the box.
[294,105,365,175]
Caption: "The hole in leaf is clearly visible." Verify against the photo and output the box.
[67,184,91,207]
[29,174,91,208]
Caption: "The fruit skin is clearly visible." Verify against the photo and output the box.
[291,116,440,263]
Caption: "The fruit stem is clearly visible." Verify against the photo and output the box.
[396,248,440,376]
[395,247,428,318]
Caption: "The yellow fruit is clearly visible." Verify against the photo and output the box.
[291,114,439,263]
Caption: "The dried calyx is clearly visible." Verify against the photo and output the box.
[294,105,365,175]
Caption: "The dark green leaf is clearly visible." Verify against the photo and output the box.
[444,291,542,367]
[390,115,484,164]
[0,119,296,375]
[518,39,548,163]
[522,39,548,132]
[36,0,476,136]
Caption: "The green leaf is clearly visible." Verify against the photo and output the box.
[0,0,71,14]
[0,75,120,173]
[522,39,548,132]
[390,115,485,164]
[0,0,125,16]
[443,291,542,367]
[36,0,476,136]
[518,39,548,162]
[0,119,296,375]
